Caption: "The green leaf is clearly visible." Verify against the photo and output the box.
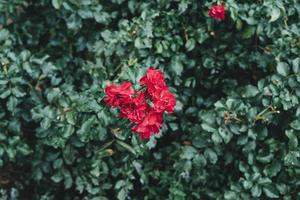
[63,124,74,138]
[117,189,127,200]
[218,128,232,144]
[242,85,259,98]
[276,62,289,76]
[98,149,114,158]
[66,111,76,125]
[0,89,11,99]
[134,38,144,49]
[242,180,253,190]
[292,58,300,73]
[185,39,196,51]
[180,146,197,160]
[0,29,9,41]
[263,185,279,198]
[204,148,218,164]
[284,151,300,166]
[116,140,136,155]
[53,159,63,169]
[64,176,73,189]
[224,191,237,199]
[12,87,26,97]
[276,183,288,195]
[32,168,43,181]
[286,130,298,149]
[41,118,51,129]
[201,123,216,132]
[91,197,108,200]
[7,96,18,112]
[211,132,222,144]
[290,119,300,130]
[115,180,126,189]
[77,116,96,141]
[172,56,183,75]
[169,122,179,131]
[257,152,273,164]
[193,154,207,167]
[251,184,262,197]
[263,160,281,177]
[47,88,61,103]
[242,26,255,39]
[63,145,76,165]
[99,140,115,151]
[51,173,63,183]
[269,7,281,22]
[52,0,62,9]
[18,144,31,156]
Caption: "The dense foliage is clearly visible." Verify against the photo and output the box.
[1,0,300,199]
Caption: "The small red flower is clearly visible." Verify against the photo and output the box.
[140,68,166,97]
[209,5,225,20]
[104,81,134,108]
[132,111,163,139]
[119,92,150,124]
[152,89,176,113]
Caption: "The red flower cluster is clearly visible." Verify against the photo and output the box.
[104,68,176,139]
[209,5,225,20]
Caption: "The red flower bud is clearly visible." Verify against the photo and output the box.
[209,5,225,20]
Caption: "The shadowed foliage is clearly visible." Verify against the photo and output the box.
[1,0,300,199]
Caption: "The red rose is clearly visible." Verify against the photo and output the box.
[119,92,151,124]
[104,67,176,140]
[209,5,225,20]
[152,88,176,113]
[140,68,166,97]
[132,111,163,139]
[104,81,134,108]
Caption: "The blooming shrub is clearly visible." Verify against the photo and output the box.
[1,0,300,199]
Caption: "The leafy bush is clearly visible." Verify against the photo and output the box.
[1,0,300,199]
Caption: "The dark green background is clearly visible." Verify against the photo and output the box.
[1,0,300,199]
